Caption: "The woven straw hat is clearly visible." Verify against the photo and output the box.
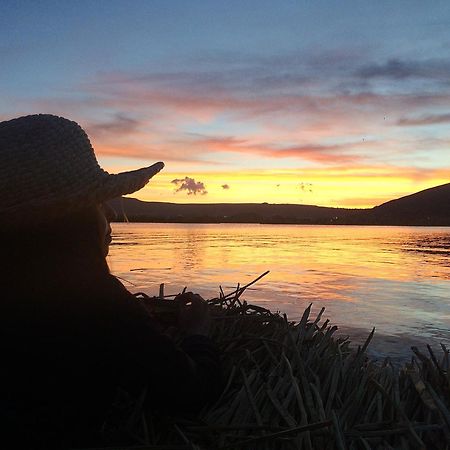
[0,114,164,227]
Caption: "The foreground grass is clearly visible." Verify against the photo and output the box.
[95,273,450,450]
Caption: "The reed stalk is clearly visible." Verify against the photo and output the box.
[101,272,450,449]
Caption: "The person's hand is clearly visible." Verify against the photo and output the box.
[176,292,211,336]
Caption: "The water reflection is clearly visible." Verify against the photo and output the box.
[108,223,450,360]
[400,234,450,274]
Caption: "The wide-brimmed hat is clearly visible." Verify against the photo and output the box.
[0,114,164,227]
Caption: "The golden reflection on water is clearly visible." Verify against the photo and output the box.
[108,223,450,357]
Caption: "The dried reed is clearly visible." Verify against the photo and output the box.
[94,272,450,450]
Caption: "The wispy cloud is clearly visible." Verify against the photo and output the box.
[16,51,450,173]
[86,113,141,136]
[397,113,450,126]
[188,134,366,164]
[356,58,450,81]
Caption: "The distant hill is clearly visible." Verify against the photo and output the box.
[108,199,358,224]
[108,183,450,226]
[369,182,450,226]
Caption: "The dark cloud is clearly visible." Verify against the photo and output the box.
[188,48,367,92]
[221,184,230,189]
[92,54,450,105]
[397,113,450,126]
[171,177,207,195]
[358,59,417,80]
[86,49,362,104]
[87,113,141,136]
[357,58,450,81]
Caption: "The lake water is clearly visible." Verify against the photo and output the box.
[108,223,450,361]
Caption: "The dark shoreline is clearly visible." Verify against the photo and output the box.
[109,180,450,226]
[112,218,450,227]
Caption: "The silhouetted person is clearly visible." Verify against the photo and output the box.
[0,114,222,449]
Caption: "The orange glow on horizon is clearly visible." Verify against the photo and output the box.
[111,167,450,209]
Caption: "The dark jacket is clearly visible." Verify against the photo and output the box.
[1,274,222,449]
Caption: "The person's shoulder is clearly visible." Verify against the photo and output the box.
[103,274,154,321]
[106,274,134,296]
[87,273,137,309]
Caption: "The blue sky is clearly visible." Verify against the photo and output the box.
[2,1,450,206]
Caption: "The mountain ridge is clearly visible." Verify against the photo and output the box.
[109,182,450,226]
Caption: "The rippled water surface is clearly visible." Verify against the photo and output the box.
[108,223,450,360]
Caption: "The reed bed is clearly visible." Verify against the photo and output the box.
[94,272,450,450]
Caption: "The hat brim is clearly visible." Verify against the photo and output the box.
[1,161,164,229]
[96,161,165,202]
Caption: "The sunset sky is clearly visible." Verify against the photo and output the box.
[2,1,450,207]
